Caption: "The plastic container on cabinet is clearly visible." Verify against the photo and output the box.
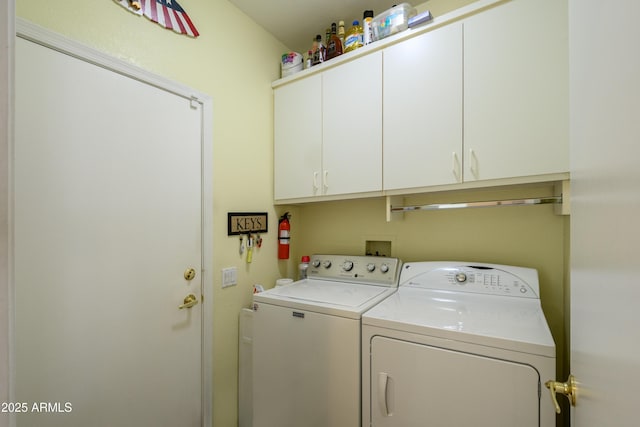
[371,3,417,41]
[281,52,303,78]
[408,10,434,29]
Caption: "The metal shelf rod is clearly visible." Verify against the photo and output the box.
[390,196,562,212]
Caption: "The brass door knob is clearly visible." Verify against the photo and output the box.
[545,375,577,414]
[178,294,199,309]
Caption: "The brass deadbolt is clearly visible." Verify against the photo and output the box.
[184,268,197,281]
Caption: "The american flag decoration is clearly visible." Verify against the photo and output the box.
[114,0,199,38]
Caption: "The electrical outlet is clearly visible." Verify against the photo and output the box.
[222,267,237,288]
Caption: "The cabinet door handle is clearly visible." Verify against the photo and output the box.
[452,152,461,182]
[313,172,319,192]
[469,149,479,179]
[323,170,329,192]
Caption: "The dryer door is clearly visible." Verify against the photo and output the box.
[370,336,541,427]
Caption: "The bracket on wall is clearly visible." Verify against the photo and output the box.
[554,180,571,216]
[385,180,571,222]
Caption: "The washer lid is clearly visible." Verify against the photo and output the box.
[254,279,396,318]
[362,287,555,357]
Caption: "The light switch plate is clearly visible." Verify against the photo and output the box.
[222,267,237,288]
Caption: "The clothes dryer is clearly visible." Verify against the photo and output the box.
[253,254,402,427]
[362,261,556,427]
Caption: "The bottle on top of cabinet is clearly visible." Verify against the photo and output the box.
[344,20,363,53]
[326,22,343,60]
[311,34,326,66]
[306,50,312,68]
[310,36,318,61]
[363,10,375,45]
[338,21,346,48]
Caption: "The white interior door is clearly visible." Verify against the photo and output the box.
[568,0,640,426]
[14,33,206,426]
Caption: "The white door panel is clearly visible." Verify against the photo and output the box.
[370,336,540,427]
[569,1,640,425]
[253,303,360,427]
[273,74,323,200]
[383,23,463,190]
[15,36,204,426]
[463,0,569,181]
[322,52,382,196]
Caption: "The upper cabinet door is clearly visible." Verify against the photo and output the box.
[383,23,463,191]
[322,52,383,196]
[274,74,323,200]
[463,0,569,182]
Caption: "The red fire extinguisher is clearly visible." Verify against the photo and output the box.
[278,212,290,260]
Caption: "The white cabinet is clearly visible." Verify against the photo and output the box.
[383,23,463,191]
[274,73,322,200]
[273,53,382,201]
[323,52,382,196]
[273,0,569,202]
[463,0,569,182]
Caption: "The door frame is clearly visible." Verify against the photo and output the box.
[1,2,15,427]
[10,18,214,426]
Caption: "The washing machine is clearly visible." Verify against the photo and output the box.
[362,261,556,427]
[252,254,402,427]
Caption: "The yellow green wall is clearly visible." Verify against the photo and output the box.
[16,0,569,426]
[16,1,287,425]
[286,184,569,395]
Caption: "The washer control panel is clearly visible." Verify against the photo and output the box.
[401,262,540,298]
[307,254,402,287]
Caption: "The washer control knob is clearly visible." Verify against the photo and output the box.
[455,272,467,283]
[342,261,354,271]
[380,264,390,274]
[322,260,332,269]
[312,260,321,268]
[366,263,376,272]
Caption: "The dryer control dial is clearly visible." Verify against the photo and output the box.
[455,272,467,283]
[380,264,390,274]
[366,263,376,272]
[322,260,332,269]
[342,261,354,272]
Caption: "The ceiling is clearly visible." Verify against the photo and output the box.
[227,0,408,56]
